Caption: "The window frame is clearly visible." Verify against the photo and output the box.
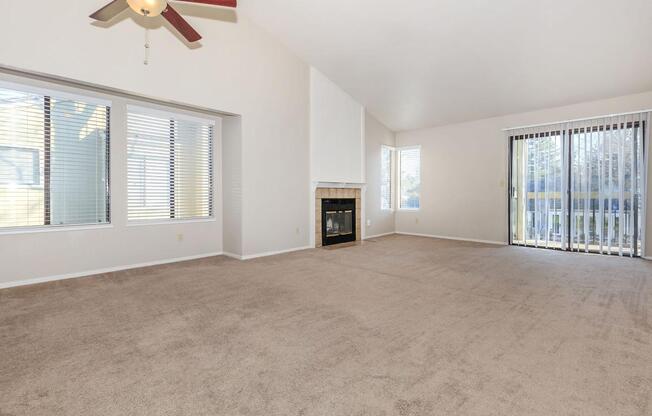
[0,79,112,234]
[380,144,395,211]
[126,104,216,226]
[397,145,421,211]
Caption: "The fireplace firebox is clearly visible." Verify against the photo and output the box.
[321,198,356,246]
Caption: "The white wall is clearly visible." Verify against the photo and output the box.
[222,116,243,257]
[396,90,652,256]
[0,1,311,284]
[310,68,364,184]
[364,112,396,237]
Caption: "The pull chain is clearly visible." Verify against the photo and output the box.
[144,28,150,65]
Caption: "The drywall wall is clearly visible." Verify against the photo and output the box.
[0,0,310,284]
[396,90,652,257]
[364,112,396,237]
[222,116,243,257]
[310,68,364,183]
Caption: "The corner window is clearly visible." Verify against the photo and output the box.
[380,145,394,210]
[398,146,420,209]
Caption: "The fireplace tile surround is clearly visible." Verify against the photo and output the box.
[315,187,361,247]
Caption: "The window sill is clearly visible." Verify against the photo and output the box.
[398,208,420,212]
[0,223,113,236]
[127,217,216,227]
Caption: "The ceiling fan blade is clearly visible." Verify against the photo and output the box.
[89,0,129,21]
[173,0,237,7]
[161,5,202,43]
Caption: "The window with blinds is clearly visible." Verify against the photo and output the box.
[0,84,110,230]
[127,107,214,222]
[398,147,421,209]
[381,145,394,210]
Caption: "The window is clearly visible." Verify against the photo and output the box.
[127,107,214,222]
[380,145,394,210]
[0,146,40,186]
[508,112,648,257]
[398,146,420,209]
[0,84,110,230]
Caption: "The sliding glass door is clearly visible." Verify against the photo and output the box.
[510,128,565,249]
[509,113,648,257]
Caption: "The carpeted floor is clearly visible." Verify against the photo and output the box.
[1,234,651,415]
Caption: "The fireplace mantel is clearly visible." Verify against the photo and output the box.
[312,182,366,191]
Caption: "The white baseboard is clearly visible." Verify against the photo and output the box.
[364,232,396,240]
[240,245,312,260]
[643,256,652,261]
[221,252,243,260]
[0,252,223,290]
[395,231,507,246]
[1,245,316,290]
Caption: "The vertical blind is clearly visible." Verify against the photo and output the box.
[0,85,110,229]
[127,107,214,221]
[381,146,393,210]
[508,112,648,257]
[399,147,421,209]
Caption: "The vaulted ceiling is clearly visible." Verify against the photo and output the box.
[240,0,652,131]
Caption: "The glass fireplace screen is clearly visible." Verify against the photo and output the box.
[321,198,356,246]
[325,210,353,237]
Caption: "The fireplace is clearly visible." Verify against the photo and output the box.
[314,187,361,247]
[321,198,356,246]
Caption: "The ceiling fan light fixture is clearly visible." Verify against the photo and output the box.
[90,0,238,44]
[127,0,168,17]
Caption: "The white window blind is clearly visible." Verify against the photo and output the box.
[381,146,393,210]
[0,85,110,229]
[127,108,214,222]
[399,147,420,209]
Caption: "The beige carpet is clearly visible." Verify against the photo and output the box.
[1,235,651,415]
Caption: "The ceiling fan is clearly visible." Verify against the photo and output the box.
[90,0,237,43]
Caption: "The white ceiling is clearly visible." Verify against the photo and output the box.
[239,0,652,131]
